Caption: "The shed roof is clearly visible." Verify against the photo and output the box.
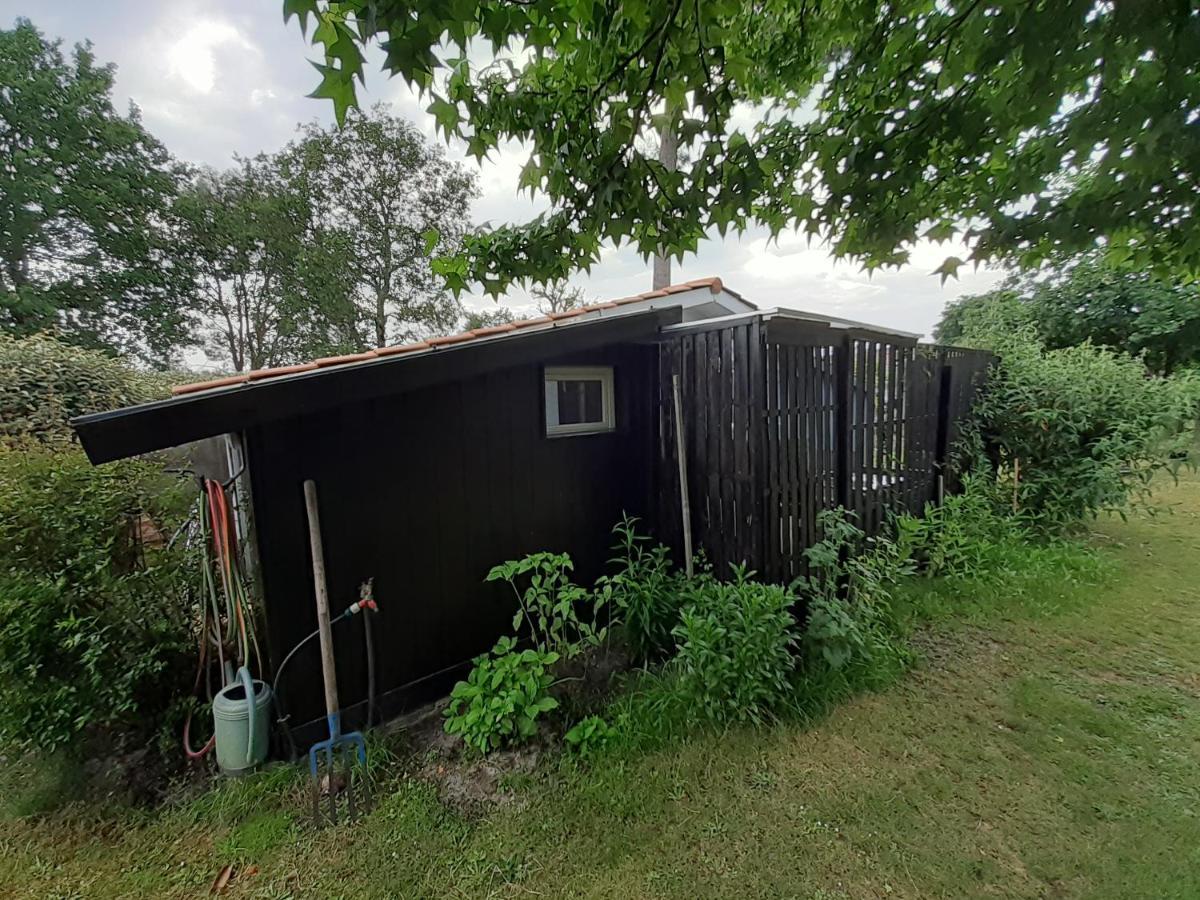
[170,277,743,397]
[70,278,919,465]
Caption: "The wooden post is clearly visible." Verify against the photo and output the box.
[672,374,694,578]
[835,335,853,512]
[303,479,340,720]
[934,359,953,503]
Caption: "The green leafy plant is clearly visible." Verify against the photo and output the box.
[670,565,799,725]
[793,510,912,673]
[486,552,606,660]
[0,443,193,751]
[0,333,174,443]
[959,323,1199,530]
[897,473,1022,580]
[564,715,614,758]
[595,515,684,661]
[443,636,559,754]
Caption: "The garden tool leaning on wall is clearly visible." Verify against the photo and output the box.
[303,478,368,825]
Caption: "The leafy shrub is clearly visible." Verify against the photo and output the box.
[564,715,614,758]
[0,332,175,442]
[961,324,1198,529]
[0,443,193,750]
[595,515,684,661]
[793,509,912,672]
[670,565,799,725]
[443,636,559,754]
[487,552,607,660]
[898,473,1019,580]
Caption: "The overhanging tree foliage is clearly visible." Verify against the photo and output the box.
[0,19,189,365]
[285,1,1199,294]
[937,257,1200,375]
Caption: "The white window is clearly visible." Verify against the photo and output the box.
[544,366,615,436]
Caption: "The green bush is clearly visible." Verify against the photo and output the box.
[793,510,912,673]
[961,323,1198,529]
[486,552,607,660]
[898,473,1020,580]
[595,515,684,662]
[0,443,194,751]
[0,332,174,442]
[443,636,559,754]
[670,566,799,725]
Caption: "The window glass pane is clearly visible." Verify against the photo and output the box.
[555,379,603,425]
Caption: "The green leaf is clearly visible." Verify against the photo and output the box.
[306,62,357,126]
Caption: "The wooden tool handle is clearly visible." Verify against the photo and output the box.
[303,479,340,719]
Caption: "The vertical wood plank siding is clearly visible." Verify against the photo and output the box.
[248,343,658,740]
[249,316,989,741]
[657,322,993,583]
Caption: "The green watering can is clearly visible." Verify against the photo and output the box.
[212,667,272,776]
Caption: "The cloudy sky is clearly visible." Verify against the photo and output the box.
[6,1,1004,345]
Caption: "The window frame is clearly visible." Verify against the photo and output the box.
[543,365,616,437]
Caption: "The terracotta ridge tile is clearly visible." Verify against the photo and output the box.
[171,374,249,396]
[470,323,518,336]
[427,332,477,346]
[510,316,553,328]
[313,351,377,367]
[548,307,587,320]
[375,340,430,356]
[247,362,320,381]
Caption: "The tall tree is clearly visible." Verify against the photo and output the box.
[288,105,478,347]
[936,258,1200,375]
[173,157,359,371]
[0,19,188,365]
[460,305,515,331]
[532,280,587,316]
[287,2,1200,293]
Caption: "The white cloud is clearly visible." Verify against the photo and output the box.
[167,21,253,94]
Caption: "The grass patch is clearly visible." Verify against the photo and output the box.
[3,473,1200,898]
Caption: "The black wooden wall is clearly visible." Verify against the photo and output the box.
[245,342,658,739]
[657,319,994,584]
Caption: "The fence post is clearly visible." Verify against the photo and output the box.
[934,354,953,502]
[835,333,852,512]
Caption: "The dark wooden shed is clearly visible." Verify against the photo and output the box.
[73,278,991,743]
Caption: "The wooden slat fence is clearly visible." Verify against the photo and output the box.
[657,318,993,583]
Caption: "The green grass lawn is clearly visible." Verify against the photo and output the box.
[4,472,1200,899]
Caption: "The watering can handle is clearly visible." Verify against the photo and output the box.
[237,666,256,767]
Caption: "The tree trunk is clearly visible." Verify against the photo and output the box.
[652,113,679,291]
[374,289,387,348]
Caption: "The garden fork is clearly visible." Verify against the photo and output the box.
[303,479,368,825]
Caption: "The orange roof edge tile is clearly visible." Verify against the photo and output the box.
[470,323,518,337]
[247,362,320,382]
[171,374,250,396]
[427,332,478,347]
[375,341,430,357]
[314,352,377,367]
